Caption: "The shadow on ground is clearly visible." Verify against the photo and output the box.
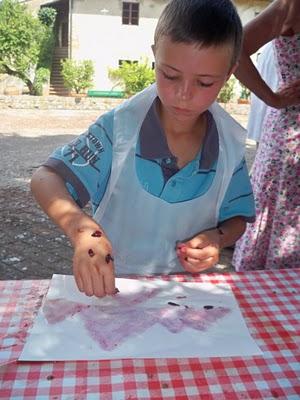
[0,186,234,280]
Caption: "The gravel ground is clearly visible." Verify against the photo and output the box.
[0,107,256,280]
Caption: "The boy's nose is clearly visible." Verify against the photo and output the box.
[177,82,193,101]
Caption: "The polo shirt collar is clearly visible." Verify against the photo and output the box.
[139,97,218,170]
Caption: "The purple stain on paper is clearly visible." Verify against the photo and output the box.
[43,290,230,351]
[43,298,87,324]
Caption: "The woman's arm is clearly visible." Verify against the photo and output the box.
[234,0,300,108]
[217,217,246,249]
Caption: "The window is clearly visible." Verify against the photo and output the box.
[119,60,138,67]
[122,2,139,25]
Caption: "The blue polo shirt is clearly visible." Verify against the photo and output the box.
[44,98,255,223]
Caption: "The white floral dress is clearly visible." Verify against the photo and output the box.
[233,34,300,270]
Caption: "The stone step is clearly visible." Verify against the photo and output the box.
[49,89,70,96]
[50,76,64,82]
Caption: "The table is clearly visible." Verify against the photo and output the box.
[0,269,299,399]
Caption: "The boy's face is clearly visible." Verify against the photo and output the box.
[153,36,236,121]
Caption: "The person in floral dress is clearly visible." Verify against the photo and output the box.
[233,0,300,270]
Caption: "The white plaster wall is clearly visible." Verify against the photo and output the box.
[71,0,165,90]
[71,14,157,89]
[70,0,272,91]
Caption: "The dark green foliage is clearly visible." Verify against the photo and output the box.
[38,7,57,28]
[37,7,57,71]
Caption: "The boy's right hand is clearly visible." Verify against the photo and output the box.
[72,228,116,297]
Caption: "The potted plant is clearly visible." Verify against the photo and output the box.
[33,67,50,96]
[238,84,251,104]
[217,76,236,109]
[60,59,94,97]
[108,58,155,97]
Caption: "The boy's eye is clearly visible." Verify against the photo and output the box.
[162,71,178,80]
[197,81,214,88]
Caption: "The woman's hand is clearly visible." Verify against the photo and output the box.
[270,78,300,108]
[176,229,221,273]
[72,227,116,297]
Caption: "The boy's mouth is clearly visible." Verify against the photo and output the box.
[173,106,192,114]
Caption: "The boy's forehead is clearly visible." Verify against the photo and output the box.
[155,35,233,53]
[154,36,234,74]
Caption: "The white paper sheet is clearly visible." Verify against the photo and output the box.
[19,274,262,361]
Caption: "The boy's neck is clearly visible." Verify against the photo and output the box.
[157,100,206,138]
[157,101,208,169]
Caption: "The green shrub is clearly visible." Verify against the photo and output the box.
[239,83,251,100]
[217,76,236,103]
[109,59,155,97]
[33,67,50,95]
[61,59,94,94]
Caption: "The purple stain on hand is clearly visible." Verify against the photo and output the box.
[88,249,95,257]
[105,253,114,264]
[91,230,102,238]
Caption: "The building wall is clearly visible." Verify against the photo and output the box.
[70,0,166,90]
[70,0,271,91]
[23,0,272,91]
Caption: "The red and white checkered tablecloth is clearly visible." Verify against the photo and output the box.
[0,270,299,399]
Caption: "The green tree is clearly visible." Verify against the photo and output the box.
[61,59,94,94]
[0,0,52,94]
[109,59,155,97]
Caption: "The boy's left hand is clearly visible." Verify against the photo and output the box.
[176,229,221,273]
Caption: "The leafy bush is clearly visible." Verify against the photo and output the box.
[217,76,236,103]
[239,83,251,100]
[109,59,155,97]
[33,67,50,95]
[61,59,94,94]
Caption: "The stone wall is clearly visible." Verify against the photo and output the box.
[0,94,250,116]
[0,94,123,111]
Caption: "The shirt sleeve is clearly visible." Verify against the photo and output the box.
[43,110,114,213]
[218,158,255,223]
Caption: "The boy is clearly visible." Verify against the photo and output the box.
[31,0,255,297]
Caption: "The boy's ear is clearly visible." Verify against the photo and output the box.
[226,62,238,81]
